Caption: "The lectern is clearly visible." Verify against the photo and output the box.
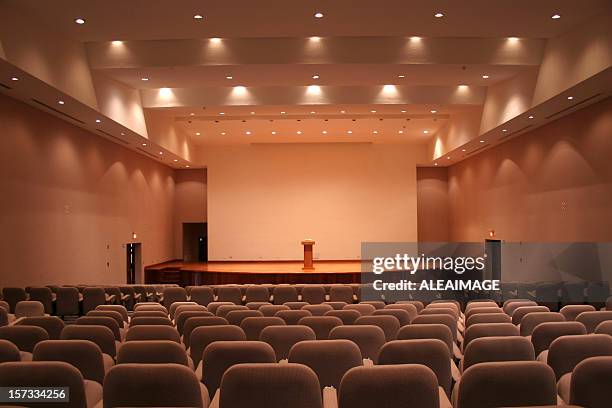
[301,239,315,270]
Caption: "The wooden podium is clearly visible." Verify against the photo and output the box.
[301,239,315,270]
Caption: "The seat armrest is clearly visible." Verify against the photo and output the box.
[451,358,461,382]
[323,386,338,408]
[439,387,453,408]
[453,343,463,360]
[208,388,220,408]
[363,358,374,366]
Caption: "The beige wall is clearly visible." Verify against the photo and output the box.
[173,169,207,258]
[448,97,612,242]
[417,167,450,242]
[0,93,176,287]
[203,143,419,260]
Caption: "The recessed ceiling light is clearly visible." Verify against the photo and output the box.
[314,12,324,18]
[401,110,407,113]
[95,119,101,123]
[447,157,451,160]
[551,14,561,20]
[272,131,277,135]
[141,77,149,81]
[173,159,178,162]
[312,74,320,79]
[434,12,444,18]
[210,38,222,43]
[430,109,437,113]
[250,111,255,115]
[195,132,201,136]
[461,149,466,152]
[567,96,574,100]
[310,111,316,114]
[142,143,147,146]
[120,132,125,136]
[225,75,233,80]
[502,129,507,132]
[373,131,378,134]
[528,115,534,119]
[75,18,85,24]
[194,14,203,20]
[11,77,18,81]
[297,131,302,134]
[58,100,65,105]
[423,130,429,134]
[371,110,377,113]
[398,130,404,134]
[190,112,195,116]
[185,165,190,168]
[508,37,519,42]
[159,151,163,155]
[398,75,405,78]
[221,132,226,135]
[280,111,286,114]
[482,75,489,79]
[309,36,321,42]
[340,110,346,114]
[434,163,438,166]
[479,140,485,143]
[347,130,353,134]
[322,130,327,134]
[458,84,468,88]
[245,131,252,135]
[111,40,122,45]
[219,112,225,115]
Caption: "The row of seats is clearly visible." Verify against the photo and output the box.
[2,296,612,407]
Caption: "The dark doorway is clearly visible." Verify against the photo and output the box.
[126,243,142,284]
[485,239,502,282]
[183,223,207,262]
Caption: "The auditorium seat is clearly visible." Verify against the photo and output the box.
[396,300,424,312]
[570,356,612,408]
[190,325,246,370]
[462,322,519,352]
[302,304,333,316]
[0,339,21,363]
[169,301,198,319]
[560,304,596,321]
[32,340,104,407]
[260,325,316,361]
[520,312,566,336]
[511,305,551,325]
[378,339,452,398]
[324,309,361,325]
[465,300,499,313]
[259,304,290,317]
[246,301,271,310]
[132,310,168,319]
[14,300,46,318]
[104,363,209,408]
[595,320,612,335]
[531,321,588,359]
[226,309,263,326]
[16,316,65,339]
[163,287,188,309]
[1,287,27,313]
[183,317,229,348]
[216,286,243,305]
[191,286,215,306]
[373,308,412,326]
[272,286,299,304]
[129,316,173,327]
[174,304,209,320]
[301,286,326,304]
[275,309,312,325]
[76,316,122,343]
[298,316,343,340]
[461,336,535,372]
[216,304,248,319]
[465,306,503,321]
[206,301,234,315]
[202,340,276,397]
[176,311,214,334]
[360,300,385,310]
[323,301,348,310]
[87,310,125,330]
[0,361,90,408]
[283,301,309,310]
[82,287,107,314]
[411,314,458,343]
[343,303,376,316]
[329,325,386,364]
[61,325,116,371]
[465,312,511,327]
[355,315,400,341]
[575,310,612,333]
[55,287,80,317]
[456,361,557,408]
[338,364,441,408]
[0,306,8,327]
[0,325,48,361]
[117,340,189,366]
[384,303,418,322]
[95,304,129,324]
[240,316,286,340]
[329,286,354,303]
[245,286,271,303]
[133,303,167,313]
[125,324,181,343]
[397,324,454,357]
[28,287,54,314]
[217,363,322,408]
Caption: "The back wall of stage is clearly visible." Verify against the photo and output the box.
[201,143,424,261]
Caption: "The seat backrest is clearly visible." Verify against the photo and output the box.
[463,323,519,351]
[576,311,612,333]
[162,287,188,309]
[530,321,588,356]
[462,336,534,372]
[301,286,326,304]
[301,304,333,316]
[288,339,362,389]
[329,325,386,364]
[547,334,612,379]
[0,339,21,363]
[103,363,203,407]
[373,309,412,326]
[343,303,375,316]
[82,287,106,314]
[96,305,129,322]
[129,316,173,327]
[1,287,27,313]
[560,304,596,321]
[33,339,105,384]
[466,312,511,327]
[384,303,418,322]
[190,286,215,306]
[132,310,168,319]
[174,304,209,321]
[0,325,49,352]
[16,316,65,340]
[259,304,290,317]
[133,303,167,313]
[325,310,361,325]
[354,315,400,341]
[570,356,612,408]
[465,306,503,321]
[76,316,121,340]
[226,310,264,326]
[338,364,439,408]
[457,361,557,408]
[329,286,354,303]
[297,316,343,340]
[245,286,270,303]
[217,287,243,304]
[56,287,80,316]
[183,316,229,348]
[260,325,317,361]
[189,325,246,367]
[411,314,457,341]
[275,309,312,325]
[0,361,87,408]
[511,305,550,325]
[397,323,454,356]
[595,320,612,335]
[245,301,271,310]
[465,301,499,314]
[378,339,451,395]
[240,316,286,340]
[87,310,124,328]
[283,301,309,310]
[60,325,116,357]
[520,312,565,336]
[504,300,538,316]
[125,324,180,343]
[175,311,214,334]
[216,304,249,318]
[395,300,424,312]
[272,286,299,304]
[168,301,197,319]
[117,340,188,366]
[360,301,386,309]
[202,340,276,394]
[420,307,459,320]
[15,300,45,318]
[220,363,323,408]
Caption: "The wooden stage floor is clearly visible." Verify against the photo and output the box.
[145,260,365,286]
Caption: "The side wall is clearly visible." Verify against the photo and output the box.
[417,167,450,242]
[173,169,207,259]
[0,94,176,286]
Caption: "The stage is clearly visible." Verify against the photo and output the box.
[144,260,365,286]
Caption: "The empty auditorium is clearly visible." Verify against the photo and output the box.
[1,1,612,407]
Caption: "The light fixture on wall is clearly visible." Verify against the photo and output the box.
[132,232,137,240]
[488,230,496,238]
